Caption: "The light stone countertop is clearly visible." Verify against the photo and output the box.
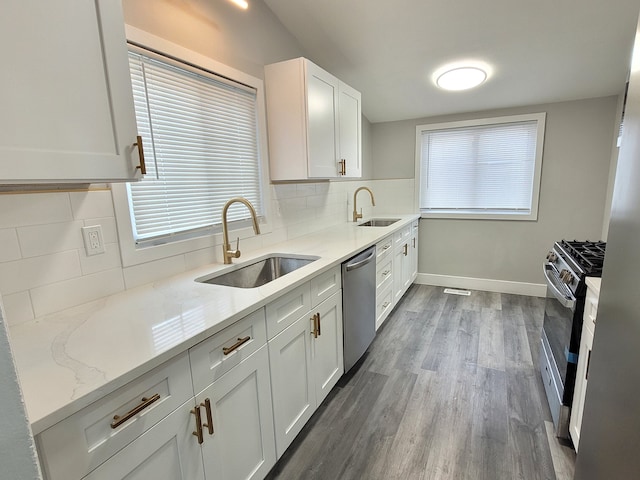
[586,277,602,296]
[8,214,419,435]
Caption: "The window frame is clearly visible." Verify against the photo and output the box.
[112,26,272,267]
[414,112,546,221]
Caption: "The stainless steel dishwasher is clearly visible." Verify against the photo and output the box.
[342,246,376,372]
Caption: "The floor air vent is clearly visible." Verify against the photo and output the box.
[443,288,471,296]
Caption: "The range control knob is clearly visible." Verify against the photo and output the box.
[546,251,557,262]
[560,270,574,284]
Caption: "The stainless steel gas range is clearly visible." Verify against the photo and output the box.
[540,240,606,439]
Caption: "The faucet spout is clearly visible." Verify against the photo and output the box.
[222,197,260,264]
[353,187,376,222]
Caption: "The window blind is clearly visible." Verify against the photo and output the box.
[127,50,263,243]
[419,120,539,216]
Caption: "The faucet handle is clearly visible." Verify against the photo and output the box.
[233,237,241,258]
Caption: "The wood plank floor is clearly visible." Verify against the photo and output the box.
[266,285,575,480]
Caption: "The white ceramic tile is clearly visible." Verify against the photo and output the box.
[296,183,317,197]
[184,248,217,271]
[69,190,115,220]
[30,268,125,317]
[79,243,122,275]
[1,291,34,326]
[0,228,21,262]
[0,193,73,228]
[272,184,298,199]
[0,250,81,295]
[83,217,117,244]
[17,221,84,258]
[123,255,186,289]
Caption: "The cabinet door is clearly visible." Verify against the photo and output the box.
[84,400,204,480]
[393,244,407,305]
[0,0,140,183]
[313,291,344,405]
[410,221,419,281]
[198,346,276,480]
[305,61,340,178]
[339,82,362,178]
[269,314,315,457]
[569,327,593,451]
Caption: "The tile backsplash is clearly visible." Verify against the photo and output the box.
[0,179,414,324]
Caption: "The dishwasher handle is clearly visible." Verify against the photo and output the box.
[345,248,376,271]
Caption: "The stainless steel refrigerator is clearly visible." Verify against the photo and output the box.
[574,14,640,480]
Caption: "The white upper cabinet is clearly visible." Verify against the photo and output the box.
[0,0,142,184]
[265,57,362,181]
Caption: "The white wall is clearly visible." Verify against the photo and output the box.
[0,300,41,479]
[373,96,619,289]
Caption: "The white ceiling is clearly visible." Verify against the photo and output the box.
[264,0,640,123]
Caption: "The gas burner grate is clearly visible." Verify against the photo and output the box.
[560,240,606,276]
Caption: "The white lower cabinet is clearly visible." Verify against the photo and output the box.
[83,399,204,480]
[195,346,276,480]
[269,288,343,458]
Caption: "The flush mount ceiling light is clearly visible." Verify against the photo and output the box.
[433,62,491,91]
[229,0,248,9]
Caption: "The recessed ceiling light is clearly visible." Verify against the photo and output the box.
[436,67,487,91]
[229,0,248,9]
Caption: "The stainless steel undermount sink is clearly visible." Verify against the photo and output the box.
[357,218,400,227]
[195,254,319,288]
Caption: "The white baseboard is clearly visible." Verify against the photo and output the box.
[415,273,546,297]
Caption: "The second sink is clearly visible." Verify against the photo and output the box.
[196,254,319,288]
[358,218,400,227]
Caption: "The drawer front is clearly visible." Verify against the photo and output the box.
[393,226,410,249]
[376,285,394,330]
[38,353,193,480]
[376,235,393,261]
[189,308,267,394]
[310,266,341,308]
[376,256,393,291]
[266,282,312,339]
[584,288,598,335]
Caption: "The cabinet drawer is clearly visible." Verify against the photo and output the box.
[584,288,598,335]
[310,266,341,308]
[38,353,193,480]
[266,283,312,339]
[376,285,394,330]
[376,235,393,260]
[393,226,411,249]
[189,308,267,394]
[376,256,393,291]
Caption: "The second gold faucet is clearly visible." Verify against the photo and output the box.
[353,187,375,222]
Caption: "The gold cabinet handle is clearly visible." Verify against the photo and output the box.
[311,313,319,338]
[223,336,251,355]
[191,405,204,444]
[133,135,146,175]
[316,312,321,336]
[382,301,390,308]
[338,159,346,176]
[382,270,390,276]
[382,244,390,251]
[202,398,214,435]
[111,393,160,429]
[403,244,408,256]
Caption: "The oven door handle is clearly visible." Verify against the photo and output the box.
[543,263,576,309]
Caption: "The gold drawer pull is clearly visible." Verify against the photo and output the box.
[191,405,204,444]
[202,398,214,435]
[316,312,321,336]
[311,313,319,338]
[403,244,408,256]
[223,336,251,355]
[382,270,390,276]
[382,244,390,250]
[382,302,390,308]
[111,393,160,429]
[133,135,146,175]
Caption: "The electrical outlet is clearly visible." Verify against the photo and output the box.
[82,225,105,256]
